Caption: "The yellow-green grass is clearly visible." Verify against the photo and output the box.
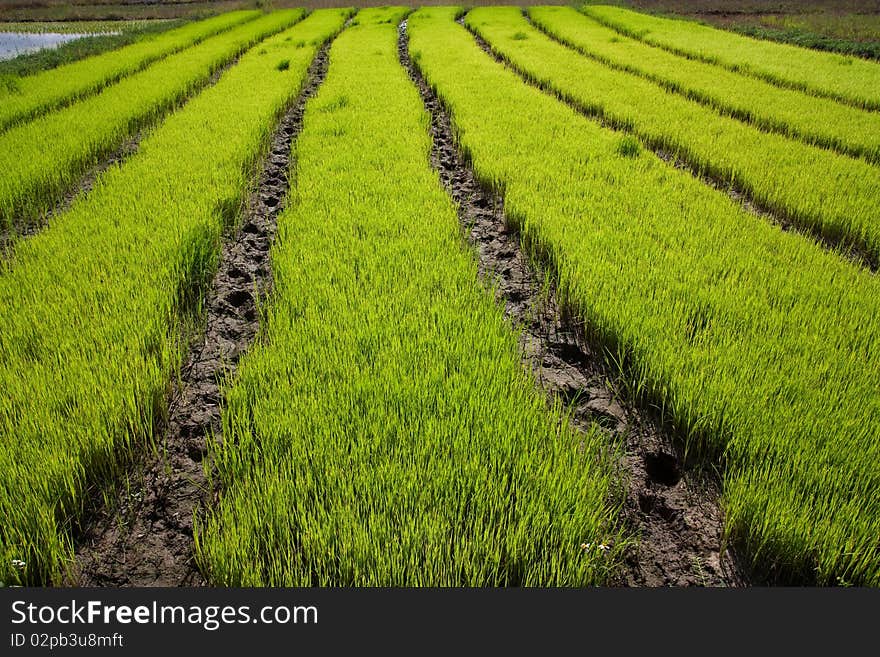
[0,10,304,232]
[195,7,622,587]
[582,4,880,111]
[408,7,880,585]
[466,7,880,268]
[0,10,259,132]
[530,6,880,165]
[0,8,351,586]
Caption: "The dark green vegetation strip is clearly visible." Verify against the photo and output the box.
[583,4,880,111]
[531,7,880,165]
[0,10,304,232]
[0,8,351,586]
[0,21,152,33]
[0,20,188,78]
[0,10,259,131]
[195,7,622,587]
[408,7,880,585]
[467,7,880,268]
[730,23,880,61]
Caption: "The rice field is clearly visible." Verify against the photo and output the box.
[1,4,878,588]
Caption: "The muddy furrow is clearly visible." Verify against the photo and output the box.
[71,43,335,587]
[400,20,744,587]
[466,17,877,274]
[0,58,239,263]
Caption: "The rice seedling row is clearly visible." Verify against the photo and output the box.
[464,7,880,269]
[0,8,350,586]
[73,17,350,588]
[0,10,260,132]
[651,145,876,273]
[195,7,621,587]
[0,9,305,233]
[529,7,880,165]
[582,4,880,111]
[398,17,739,588]
[407,7,880,585]
[0,131,143,262]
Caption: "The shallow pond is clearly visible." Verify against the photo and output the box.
[0,32,104,61]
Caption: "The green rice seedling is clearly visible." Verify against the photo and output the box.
[408,7,880,585]
[582,4,880,111]
[615,135,641,158]
[0,10,305,231]
[465,7,880,266]
[195,7,623,587]
[0,10,260,132]
[0,8,351,586]
[0,74,21,93]
[530,7,880,165]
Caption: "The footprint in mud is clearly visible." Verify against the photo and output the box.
[226,266,252,283]
[638,492,678,522]
[224,289,252,311]
[644,452,681,487]
[548,341,587,367]
[185,439,209,462]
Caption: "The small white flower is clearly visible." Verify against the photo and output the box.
[11,559,26,569]
[598,544,610,552]
[580,543,591,550]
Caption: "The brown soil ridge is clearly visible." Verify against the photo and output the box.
[0,57,239,263]
[473,15,877,273]
[71,41,336,587]
[400,18,745,587]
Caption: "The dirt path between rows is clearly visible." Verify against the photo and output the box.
[70,42,336,587]
[400,19,746,587]
[484,15,877,273]
[0,58,240,262]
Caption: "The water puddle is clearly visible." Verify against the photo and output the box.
[0,31,117,60]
